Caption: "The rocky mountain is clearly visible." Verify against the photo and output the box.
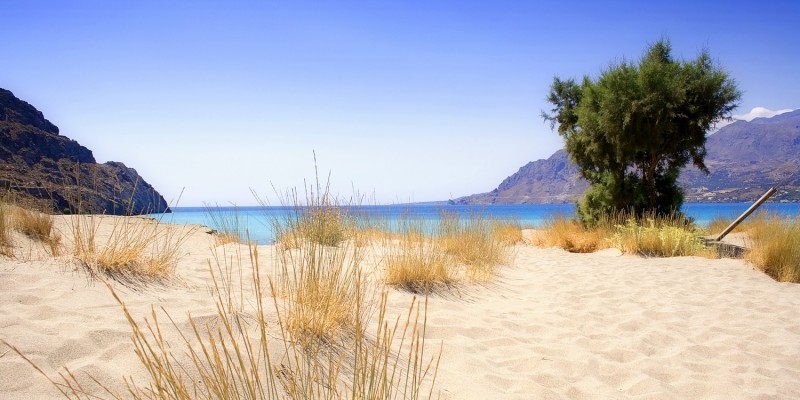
[1,88,170,215]
[454,110,800,204]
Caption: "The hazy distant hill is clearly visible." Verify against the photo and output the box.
[0,88,169,214]
[454,109,800,204]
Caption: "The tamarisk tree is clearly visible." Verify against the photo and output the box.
[543,39,741,225]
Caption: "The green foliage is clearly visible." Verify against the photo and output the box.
[544,39,741,225]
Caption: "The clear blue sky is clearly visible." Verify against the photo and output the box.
[2,1,798,206]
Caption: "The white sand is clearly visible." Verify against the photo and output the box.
[2,219,800,399]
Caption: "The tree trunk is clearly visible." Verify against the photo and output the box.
[645,156,659,210]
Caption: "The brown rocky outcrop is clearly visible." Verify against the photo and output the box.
[1,88,169,214]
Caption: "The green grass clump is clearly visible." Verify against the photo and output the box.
[612,213,716,258]
[744,214,800,282]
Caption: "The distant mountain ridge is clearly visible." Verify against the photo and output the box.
[0,88,169,214]
[454,109,800,204]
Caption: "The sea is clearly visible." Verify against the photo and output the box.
[150,203,800,245]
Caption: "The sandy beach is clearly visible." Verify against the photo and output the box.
[2,216,800,399]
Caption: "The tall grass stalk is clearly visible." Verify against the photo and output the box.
[533,215,611,253]
[70,214,194,282]
[436,212,512,280]
[745,214,800,282]
[270,186,361,250]
[12,206,62,256]
[268,181,372,346]
[704,216,738,237]
[612,212,716,257]
[5,237,440,399]
[0,201,11,256]
[204,203,246,245]
[535,212,715,258]
[385,216,455,293]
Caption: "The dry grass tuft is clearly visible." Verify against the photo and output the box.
[492,220,524,244]
[71,214,193,282]
[12,206,62,256]
[383,212,516,290]
[270,183,373,346]
[276,241,369,345]
[272,195,360,250]
[533,215,611,253]
[744,214,800,282]
[385,227,455,293]
[436,212,512,280]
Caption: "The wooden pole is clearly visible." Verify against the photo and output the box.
[715,187,777,241]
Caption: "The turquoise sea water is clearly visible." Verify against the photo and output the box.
[152,203,800,245]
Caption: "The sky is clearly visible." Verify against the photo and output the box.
[2,1,798,206]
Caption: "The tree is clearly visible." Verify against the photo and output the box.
[543,39,741,225]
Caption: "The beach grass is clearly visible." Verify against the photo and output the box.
[383,211,516,290]
[612,215,717,258]
[535,212,716,258]
[0,201,11,256]
[70,214,194,282]
[3,236,440,399]
[268,180,375,347]
[204,203,246,245]
[532,215,612,253]
[744,214,800,283]
[492,219,524,245]
[274,238,370,346]
[437,211,512,279]
[11,206,62,256]
[271,189,360,250]
[385,216,455,293]
[703,216,737,237]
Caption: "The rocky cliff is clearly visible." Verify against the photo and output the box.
[0,88,170,214]
[454,109,800,204]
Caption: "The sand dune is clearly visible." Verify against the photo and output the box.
[2,218,799,399]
